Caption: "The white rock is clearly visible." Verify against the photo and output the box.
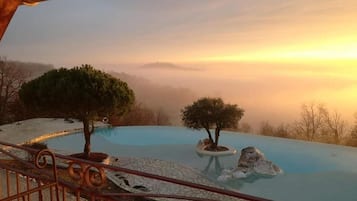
[218,147,283,183]
[222,169,233,174]
[232,171,248,178]
[237,146,282,177]
[217,174,233,182]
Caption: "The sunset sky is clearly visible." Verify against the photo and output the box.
[0,0,356,126]
[1,0,356,65]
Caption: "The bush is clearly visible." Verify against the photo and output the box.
[22,142,48,150]
[22,142,48,161]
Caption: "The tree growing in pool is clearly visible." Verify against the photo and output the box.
[19,65,135,159]
[181,97,244,151]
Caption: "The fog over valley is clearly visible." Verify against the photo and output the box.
[100,62,357,130]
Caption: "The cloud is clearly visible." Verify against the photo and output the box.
[139,62,202,71]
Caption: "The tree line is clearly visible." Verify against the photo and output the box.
[109,103,171,126]
[253,103,357,147]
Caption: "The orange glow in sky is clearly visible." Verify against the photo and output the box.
[2,0,357,66]
[198,35,357,65]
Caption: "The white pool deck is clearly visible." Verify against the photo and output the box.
[0,118,244,201]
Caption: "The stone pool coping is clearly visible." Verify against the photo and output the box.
[0,118,107,145]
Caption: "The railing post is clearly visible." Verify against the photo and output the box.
[0,169,3,199]
[62,186,66,201]
[6,170,10,198]
[26,176,31,201]
[16,173,20,201]
[37,180,43,201]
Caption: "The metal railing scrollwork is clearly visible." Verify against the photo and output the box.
[67,161,106,188]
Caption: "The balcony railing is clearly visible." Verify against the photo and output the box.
[0,140,270,201]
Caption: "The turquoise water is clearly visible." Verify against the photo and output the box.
[46,126,357,201]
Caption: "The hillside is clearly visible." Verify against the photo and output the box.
[110,72,197,125]
[8,60,54,79]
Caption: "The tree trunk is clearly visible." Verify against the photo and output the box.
[214,128,220,148]
[204,127,214,144]
[334,130,339,144]
[83,118,91,159]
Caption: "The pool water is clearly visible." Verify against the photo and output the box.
[46,126,357,201]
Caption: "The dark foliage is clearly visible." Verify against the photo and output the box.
[22,142,48,150]
[181,97,244,148]
[113,103,171,126]
[19,65,135,158]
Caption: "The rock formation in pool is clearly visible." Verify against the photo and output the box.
[218,146,283,181]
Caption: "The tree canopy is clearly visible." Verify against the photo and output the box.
[181,97,244,149]
[20,65,134,119]
[19,64,135,158]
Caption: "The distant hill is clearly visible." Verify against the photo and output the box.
[139,62,201,71]
[8,60,54,79]
[110,71,197,125]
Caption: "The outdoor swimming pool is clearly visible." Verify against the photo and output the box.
[45,126,357,201]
